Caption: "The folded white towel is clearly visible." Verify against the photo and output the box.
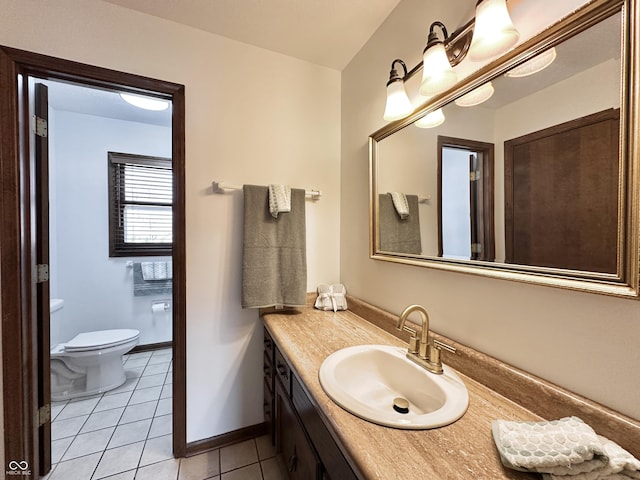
[492,417,640,480]
[268,184,291,218]
[389,192,410,219]
[141,261,172,280]
[314,284,348,312]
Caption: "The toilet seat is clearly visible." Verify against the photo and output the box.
[63,329,140,352]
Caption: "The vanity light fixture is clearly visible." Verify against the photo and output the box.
[382,0,520,122]
[420,22,459,96]
[468,0,520,62]
[505,47,557,78]
[415,108,445,128]
[454,81,495,107]
[120,92,170,111]
[383,59,414,121]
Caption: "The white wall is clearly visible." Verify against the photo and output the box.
[0,0,341,445]
[341,0,640,422]
[49,109,172,346]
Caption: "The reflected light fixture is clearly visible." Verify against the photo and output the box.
[415,108,445,128]
[468,0,520,61]
[120,92,170,111]
[420,22,458,96]
[383,59,414,121]
[454,81,495,107]
[505,47,557,78]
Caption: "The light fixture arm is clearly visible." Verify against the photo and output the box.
[387,59,409,86]
[425,21,449,52]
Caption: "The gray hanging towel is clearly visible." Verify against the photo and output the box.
[378,193,422,255]
[242,185,307,308]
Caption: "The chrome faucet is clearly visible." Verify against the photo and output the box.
[396,304,455,375]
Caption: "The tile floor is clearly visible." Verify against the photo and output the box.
[47,348,287,480]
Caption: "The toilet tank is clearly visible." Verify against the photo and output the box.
[50,298,64,347]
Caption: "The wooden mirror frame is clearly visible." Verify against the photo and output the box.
[369,0,640,298]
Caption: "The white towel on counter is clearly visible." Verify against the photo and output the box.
[314,284,348,312]
[389,192,410,219]
[492,417,640,480]
[268,184,291,218]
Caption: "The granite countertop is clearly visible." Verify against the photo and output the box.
[263,306,541,480]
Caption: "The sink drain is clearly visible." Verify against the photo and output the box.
[392,397,410,414]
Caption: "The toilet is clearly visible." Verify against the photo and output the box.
[50,299,140,401]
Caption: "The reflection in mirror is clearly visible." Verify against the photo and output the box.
[371,3,637,296]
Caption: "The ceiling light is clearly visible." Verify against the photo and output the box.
[415,108,445,128]
[120,93,170,111]
[505,47,557,78]
[420,22,458,96]
[468,0,520,62]
[455,82,495,107]
[383,59,414,121]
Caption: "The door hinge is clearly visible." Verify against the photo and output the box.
[32,115,48,137]
[37,404,51,427]
[36,264,49,283]
[471,243,482,254]
[470,170,481,181]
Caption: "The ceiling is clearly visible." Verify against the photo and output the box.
[100,0,404,71]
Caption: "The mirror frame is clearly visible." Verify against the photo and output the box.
[369,0,640,298]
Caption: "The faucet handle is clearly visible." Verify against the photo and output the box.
[433,339,456,354]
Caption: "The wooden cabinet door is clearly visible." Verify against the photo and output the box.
[276,381,321,480]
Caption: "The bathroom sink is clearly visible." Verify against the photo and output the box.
[318,345,469,429]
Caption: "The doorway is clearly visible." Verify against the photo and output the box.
[437,136,495,262]
[0,46,186,477]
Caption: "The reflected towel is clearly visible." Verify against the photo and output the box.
[141,261,172,280]
[389,192,410,219]
[268,184,291,218]
[378,194,421,255]
[242,185,307,308]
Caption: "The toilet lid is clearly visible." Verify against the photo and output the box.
[64,329,140,352]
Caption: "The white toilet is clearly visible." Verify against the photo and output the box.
[50,299,140,401]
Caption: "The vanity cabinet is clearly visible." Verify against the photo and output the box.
[263,329,275,442]
[264,327,357,480]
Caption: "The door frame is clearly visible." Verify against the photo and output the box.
[0,45,187,474]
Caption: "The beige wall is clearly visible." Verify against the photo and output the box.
[341,0,640,421]
[0,0,341,445]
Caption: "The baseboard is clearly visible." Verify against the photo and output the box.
[185,423,268,457]
[130,341,172,353]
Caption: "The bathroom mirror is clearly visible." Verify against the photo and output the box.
[370,0,640,297]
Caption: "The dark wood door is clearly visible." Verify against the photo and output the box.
[34,81,52,476]
[504,109,620,273]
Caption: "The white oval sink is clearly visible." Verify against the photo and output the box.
[319,345,469,429]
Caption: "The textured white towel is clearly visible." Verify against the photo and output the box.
[314,284,348,312]
[493,417,640,479]
[141,262,172,280]
[389,192,410,219]
[268,184,291,218]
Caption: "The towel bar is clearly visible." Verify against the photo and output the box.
[212,180,322,200]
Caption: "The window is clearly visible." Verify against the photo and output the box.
[108,152,172,257]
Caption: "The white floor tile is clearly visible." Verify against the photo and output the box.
[136,373,166,389]
[155,398,172,417]
[80,407,124,434]
[147,353,172,365]
[52,415,89,440]
[129,386,162,405]
[143,362,171,376]
[51,436,74,464]
[51,403,66,421]
[220,440,258,473]
[108,418,152,449]
[221,463,261,480]
[92,441,145,479]
[139,434,173,466]
[148,414,172,438]
[61,427,114,461]
[160,384,173,399]
[124,357,150,368]
[57,397,101,420]
[135,458,179,480]
[48,451,102,480]
[104,376,139,395]
[119,400,158,424]
[94,391,132,412]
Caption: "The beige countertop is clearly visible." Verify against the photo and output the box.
[263,306,541,480]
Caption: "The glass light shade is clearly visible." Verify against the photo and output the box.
[454,82,495,107]
[419,43,458,96]
[468,0,520,62]
[415,108,445,128]
[383,80,413,121]
[505,47,557,78]
[120,93,170,111]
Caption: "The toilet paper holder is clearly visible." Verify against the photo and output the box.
[152,300,171,312]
